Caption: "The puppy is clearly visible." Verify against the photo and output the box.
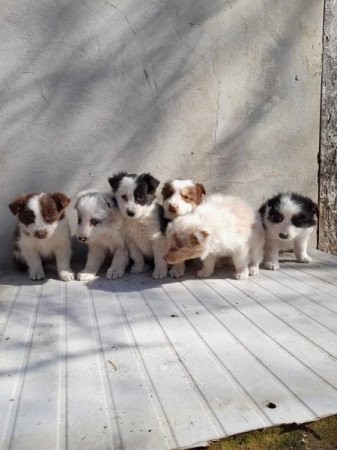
[259,192,318,270]
[75,191,129,280]
[161,179,206,278]
[8,192,74,281]
[165,194,264,279]
[108,172,169,279]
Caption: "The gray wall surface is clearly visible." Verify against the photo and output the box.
[0,0,323,269]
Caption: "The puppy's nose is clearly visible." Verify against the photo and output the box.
[127,209,135,217]
[78,236,87,242]
[34,229,47,239]
[168,204,178,213]
[279,232,289,240]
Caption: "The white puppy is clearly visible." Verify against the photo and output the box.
[108,172,169,279]
[259,192,318,270]
[8,192,74,281]
[161,179,206,278]
[165,194,264,279]
[75,191,129,280]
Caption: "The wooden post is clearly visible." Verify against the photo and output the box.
[319,0,337,254]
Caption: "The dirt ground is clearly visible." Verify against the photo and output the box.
[208,415,337,450]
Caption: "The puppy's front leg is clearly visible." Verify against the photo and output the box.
[22,247,45,280]
[152,236,168,279]
[263,238,280,270]
[55,242,74,281]
[197,255,216,278]
[169,262,185,278]
[294,231,312,263]
[77,245,105,281]
[106,247,129,280]
[232,245,249,280]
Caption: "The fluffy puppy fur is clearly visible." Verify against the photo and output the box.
[165,194,264,279]
[75,191,129,281]
[259,192,318,270]
[8,192,74,281]
[161,179,206,278]
[108,172,169,279]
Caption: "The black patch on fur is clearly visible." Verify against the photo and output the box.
[134,173,160,205]
[108,171,128,192]
[259,192,318,228]
[157,204,170,234]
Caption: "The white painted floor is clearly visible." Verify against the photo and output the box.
[1,250,337,450]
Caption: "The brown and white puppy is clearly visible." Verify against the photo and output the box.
[161,179,206,278]
[8,192,74,281]
[165,194,264,280]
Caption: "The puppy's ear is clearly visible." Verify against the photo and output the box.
[9,196,27,215]
[51,193,71,212]
[108,172,127,192]
[141,173,160,194]
[195,183,206,204]
[189,230,209,246]
[196,183,206,196]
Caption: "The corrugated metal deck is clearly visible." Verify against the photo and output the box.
[1,250,337,449]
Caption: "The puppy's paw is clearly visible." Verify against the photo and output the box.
[197,267,214,278]
[29,268,45,281]
[249,266,259,276]
[235,268,249,280]
[106,267,124,280]
[169,264,185,279]
[152,266,168,279]
[77,272,96,281]
[59,270,75,281]
[264,261,280,271]
[297,254,312,263]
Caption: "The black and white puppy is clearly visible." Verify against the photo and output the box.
[259,192,318,270]
[75,191,129,281]
[8,192,74,281]
[108,172,169,279]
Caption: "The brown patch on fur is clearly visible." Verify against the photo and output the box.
[9,193,38,216]
[166,231,206,264]
[161,182,175,200]
[50,192,71,212]
[181,184,206,205]
[189,230,209,246]
[40,193,69,223]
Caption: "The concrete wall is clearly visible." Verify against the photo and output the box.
[0,0,323,269]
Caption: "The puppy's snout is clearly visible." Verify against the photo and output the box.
[279,232,289,240]
[34,229,48,239]
[78,236,87,243]
[168,204,178,213]
[127,209,135,217]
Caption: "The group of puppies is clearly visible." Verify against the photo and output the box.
[8,172,319,282]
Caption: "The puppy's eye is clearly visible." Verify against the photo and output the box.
[137,194,144,200]
[271,213,283,223]
[90,218,101,226]
[121,195,128,201]
[182,195,190,200]
[78,217,82,225]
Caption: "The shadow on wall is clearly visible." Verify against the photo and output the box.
[0,0,320,268]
